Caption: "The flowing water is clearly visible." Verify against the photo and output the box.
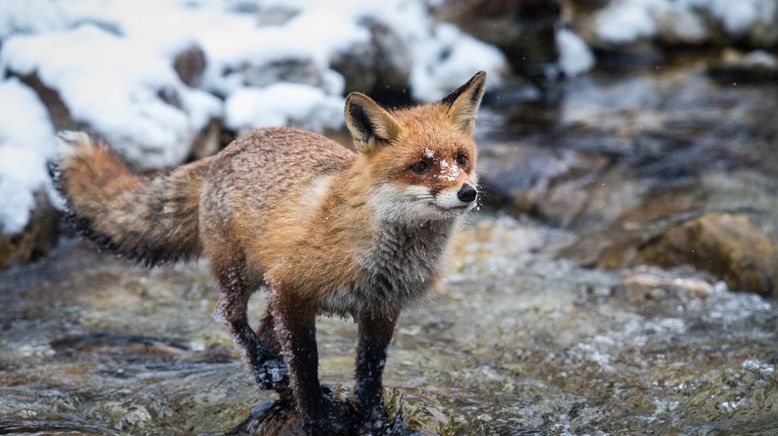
[1,64,777,435]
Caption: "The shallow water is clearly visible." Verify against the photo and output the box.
[2,65,778,434]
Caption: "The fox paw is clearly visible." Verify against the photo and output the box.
[254,357,289,392]
[358,406,413,436]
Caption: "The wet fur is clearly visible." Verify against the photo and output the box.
[56,135,209,266]
[56,72,487,434]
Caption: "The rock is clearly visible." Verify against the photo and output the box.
[13,72,82,132]
[189,117,223,159]
[748,5,778,49]
[254,2,299,26]
[10,70,218,171]
[439,0,561,78]
[173,44,207,87]
[329,17,412,104]
[241,58,327,89]
[637,213,776,296]
[620,273,713,303]
[0,191,59,270]
[476,142,637,227]
[707,49,778,84]
[575,0,778,56]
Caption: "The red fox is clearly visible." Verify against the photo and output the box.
[56,71,486,434]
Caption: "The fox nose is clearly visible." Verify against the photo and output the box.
[457,184,477,203]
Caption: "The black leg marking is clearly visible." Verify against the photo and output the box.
[214,264,288,392]
[354,310,399,430]
[268,288,326,433]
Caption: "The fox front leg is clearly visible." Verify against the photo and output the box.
[354,310,399,429]
[268,288,329,432]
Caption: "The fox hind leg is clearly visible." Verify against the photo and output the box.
[214,262,289,393]
[255,306,291,395]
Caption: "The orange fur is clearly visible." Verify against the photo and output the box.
[56,72,488,432]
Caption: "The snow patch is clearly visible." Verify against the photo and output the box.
[0,0,508,233]
[595,0,777,44]
[0,78,58,235]
[0,24,221,169]
[0,0,67,39]
[556,28,595,77]
[703,0,775,36]
[224,83,343,133]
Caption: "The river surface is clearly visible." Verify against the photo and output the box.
[1,64,777,435]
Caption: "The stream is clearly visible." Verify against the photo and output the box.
[1,63,777,435]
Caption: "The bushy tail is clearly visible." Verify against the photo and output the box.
[55,132,211,266]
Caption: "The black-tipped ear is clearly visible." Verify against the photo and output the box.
[441,71,486,134]
[344,93,402,153]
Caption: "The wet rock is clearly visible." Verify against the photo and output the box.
[707,49,778,84]
[0,191,59,270]
[233,399,304,435]
[590,45,664,72]
[173,44,207,87]
[477,143,606,212]
[439,0,561,78]
[329,18,412,103]
[619,272,714,303]
[637,213,777,296]
[476,142,653,228]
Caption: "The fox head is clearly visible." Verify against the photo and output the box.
[345,71,486,223]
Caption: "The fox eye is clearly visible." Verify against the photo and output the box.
[456,154,468,166]
[410,160,430,174]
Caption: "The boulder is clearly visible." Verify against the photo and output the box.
[240,58,327,89]
[439,0,561,78]
[476,142,620,226]
[14,72,81,132]
[0,191,59,270]
[620,273,713,303]
[637,213,776,296]
[12,71,220,170]
[173,44,207,88]
[707,49,778,84]
[329,17,412,104]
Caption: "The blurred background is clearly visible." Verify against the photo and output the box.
[1,0,777,434]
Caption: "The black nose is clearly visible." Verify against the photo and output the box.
[457,184,477,203]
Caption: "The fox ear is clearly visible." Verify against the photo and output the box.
[441,71,486,135]
[344,93,401,153]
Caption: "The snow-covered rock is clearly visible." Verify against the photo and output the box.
[437,0,560,78]
[557,28,595,77]
[225,83,344,133]
[592,0,778,48]
[0,0,509,243]
[1,24,221,170]
[0,78,58,236]
[0,0,67,39]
